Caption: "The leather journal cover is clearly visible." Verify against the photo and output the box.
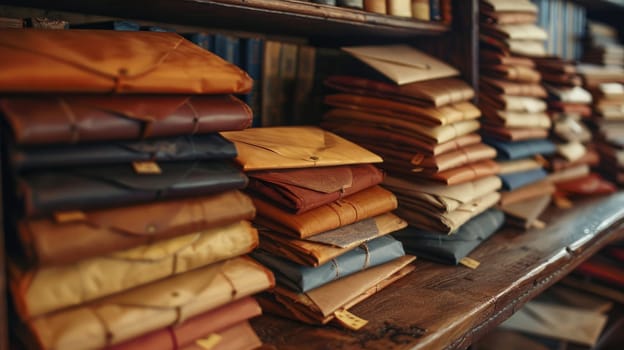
[19,190,255,266]
[221,126,382,171]
[247,164,383,214]
[1,95,252,145]
[252,235,405,292]
[0,30,252,94]
[27,257,274,350]
[11,134,238,171]
[252,185,397,238]
[324,94,481,126]
[485,138,556,160]
[500,168,548,191]
[383,175,502,214]
[480,77,547,97]
[395,208,505,264]
[12,220,258,319]
[395,191,501,234]
[17,161,247,217]
[258,212,407,267]
[324,75,475,107]
[258,255,415,325]
[109,297,262,350]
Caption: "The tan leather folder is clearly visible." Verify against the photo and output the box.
[479,93,547,113]
[480,77,548,97]
[481,64,541,82]
[499,179,555,206]
[0,29,251,94]
[221,126,382,171]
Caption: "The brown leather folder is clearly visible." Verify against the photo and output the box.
[0,29,252,94]
[258,255,415,325]
[549,149,600,171]
[26,257,274,350]
[479,93,547,113]
[221,126,382,171]
[322,120,482,156]
[480,77,548,97]
[481,64,541,82]
[383,159,501,185]
[324,109,481,144]
[481,124,549,141]
[182,321,262,350]
[398,143,497,172]
[1,95,252,145]
[324,75,475,107]
[258,212,407,267]
[480,49,536,67]
[548,101,592,117]
[324,94,481,126]
[109,297,262,350]
[19,190,255,266]
[12,220,258,319]
[499,179,555,206]
[555,173,616,196]
[252,185,397,238]
[247,164,383,214]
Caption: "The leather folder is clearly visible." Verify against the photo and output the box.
[481,35,547,57]
[182,321,262,350]
[19,190,255,266]
[479,93,547,113]
[383,175,502,214]
[322,120,483,156]
[11,134,238,171]
[549,149,599,172]
[395,208,505,265]
[247,164,383,214]
[480,10,537,25]
[109,297,262,350]
[481,125,549,141]
[17,161,247,217]
[555,173,616,196]
[27,256,274,350]
[482,23,548,41]
[480,77,547,97]
[480,49,536,68]
[0,30,252,94]
[500,168,548,191]
[12,220,258,319]
[482,110,551,129]
[252,185,397,238]
[221,126,382,171]
[481,64,541,82]
[501,194,551,229]
[253,235,405,292]
[556,141,587,162]
[1,94,252,145]
[341,45,459,85]
[415,159,501,185]
[547,164,591,184]
[480,0,538,13]
[498,158,542,174]
[485,138,556,160]
[258,212,407,267]
[396,191,501,234]
[552,115,592,143]
[324,75,475,107]
[324,94,481,126]
[258,255,415,325]
[549,101,592,117]
[499,179,554,206]
[324,108,481,144]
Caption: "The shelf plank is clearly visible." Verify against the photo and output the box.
[251,193,624,350]
[1,0,449,39]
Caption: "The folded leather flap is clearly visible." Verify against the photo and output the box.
[223,127,331,159]
[384,175,502,203]
[249,166,355,194]
[67,95,190,123]
[121,134,234,156]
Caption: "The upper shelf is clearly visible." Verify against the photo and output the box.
[3,0,450,40]
[251,193,624,350]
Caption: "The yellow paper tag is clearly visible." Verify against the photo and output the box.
[334,309,368,331]
[132,161,162,174]
[459,256,480,269]
[195,334,222,350]
[53,210,87,223]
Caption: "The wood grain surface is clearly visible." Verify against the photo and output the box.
[251,193,624,350]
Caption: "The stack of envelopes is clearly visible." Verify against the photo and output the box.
[533,57,616,200]
[478,0,557,228]
[221,126,416,326]
[319,46,503,266]
[0,30,274,350]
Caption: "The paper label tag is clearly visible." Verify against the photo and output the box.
[459,256,480,269]
[195,334,222,350]
[54,210,87,223]
[334,309,368,331]
[132,161,162,174]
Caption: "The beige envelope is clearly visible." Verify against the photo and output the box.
[485,110,551,129]
[12,221,258,320]
[341,45,459,85]
[29,257,274,350]
[396,191,501,234]
[259,212,408,267]
[498,158,543,174]
[221,126,382,171]
[383,175,502,213]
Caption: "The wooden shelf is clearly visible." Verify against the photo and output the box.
[1,0,449,40]
[251,193,624,350]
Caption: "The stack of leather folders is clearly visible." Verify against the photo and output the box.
[478,0,557,229]
[533,57,616,201]
[582,21,624,67]
[319,45,503,267]
[1,30,274,350]
[221,126,415,327]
